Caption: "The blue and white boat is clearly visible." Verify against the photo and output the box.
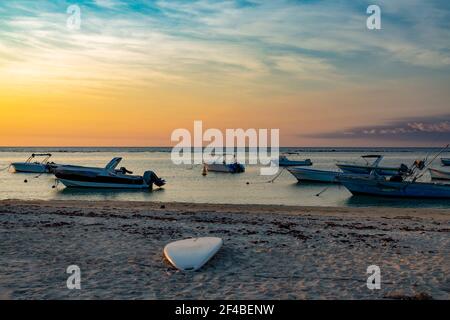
[336,155,400,176]
[287,167,341,183]
[204,162,245,173]
[11,153,59,173]
[278,155,313,167]
[338,174,450,199]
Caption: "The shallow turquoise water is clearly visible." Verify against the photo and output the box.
[1,148,449,208]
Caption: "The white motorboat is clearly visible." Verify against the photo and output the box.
[54,157,165,189]
[336,155,401,176]
[11,153,59,173]
[277,155,313,167]
[429,168,450,181]
[287,167,341,183]
[204,162,245,173]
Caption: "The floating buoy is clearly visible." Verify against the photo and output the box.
[202,165,208,176]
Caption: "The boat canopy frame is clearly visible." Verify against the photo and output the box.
[26,153,52,164]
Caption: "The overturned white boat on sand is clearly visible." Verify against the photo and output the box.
[53,157,165,190]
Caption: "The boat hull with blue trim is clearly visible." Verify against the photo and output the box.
[338,174,450,199]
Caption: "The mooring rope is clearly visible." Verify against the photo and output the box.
[246,167,286,185]
[0,164,11,171]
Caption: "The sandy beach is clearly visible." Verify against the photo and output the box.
[0,200,448,300]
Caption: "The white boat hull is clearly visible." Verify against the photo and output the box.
[337,164,399,176]
[429,168,450,181]
[164,237,223,271]
[287,167,340,183]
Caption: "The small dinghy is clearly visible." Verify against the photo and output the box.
[441,158,450,166]
[54,157,165,189]
[277,155,313,167]
[11,153,59,173]
[164,237,223,271]
[204,153,245,173]
[429,168,450,181]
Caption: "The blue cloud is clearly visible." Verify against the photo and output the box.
[307,114,450,143]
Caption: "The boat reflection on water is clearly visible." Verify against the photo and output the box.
[344,194,450,209]
[55,186,165,201]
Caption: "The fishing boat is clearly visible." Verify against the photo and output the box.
[287,167,341,183]
[203,153,245,173]
[429,168,450,181]
[11,153,59,173]
[336,155,400,176]
[441,158,450,166]
[204,162,245,173]
[338,174,450,199]
[54,157,165,189]
[277,155,313,167]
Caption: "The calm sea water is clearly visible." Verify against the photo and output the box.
[1,147,449,208]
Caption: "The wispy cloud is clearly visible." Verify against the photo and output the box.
[308,114,450,143]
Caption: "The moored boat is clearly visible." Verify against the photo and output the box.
[54,157,165,189]
[336,155,400,176]
[277,155,313,167]
[429,168,450,181]
[11,153,59,173]
[338,174,450,199]
[287,167,341,183]
[441,158,450,166]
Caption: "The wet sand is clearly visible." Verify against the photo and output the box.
[0,200,448,299]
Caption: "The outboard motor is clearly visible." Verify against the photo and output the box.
[143,171,166,187]
[414,160,425,170]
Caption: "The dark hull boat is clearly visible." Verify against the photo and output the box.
[442,158,450,166]
[277,155,313,167]
[338,174,450,199]
[54,157,165,189]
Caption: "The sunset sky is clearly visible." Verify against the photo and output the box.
[0,0,449,146]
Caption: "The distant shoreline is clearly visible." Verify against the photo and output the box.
[0,146,448,153]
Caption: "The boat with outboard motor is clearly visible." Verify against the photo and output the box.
[336,155,401,176]
[11,153,59,173]
[53,157,165,189]
[338,157,450,199]
[338,173,450,198]
[203,154,245,173]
